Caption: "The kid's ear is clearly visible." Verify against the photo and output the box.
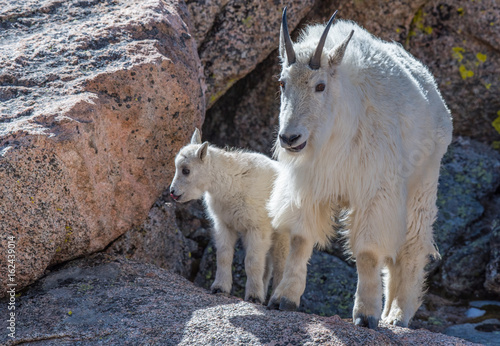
[328,30,354,67]
[197,141,209,161]
[191,128,202,144]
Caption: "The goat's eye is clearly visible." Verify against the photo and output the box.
[279,81,285,90]
[316,83,326,92]
[182,168,190,176]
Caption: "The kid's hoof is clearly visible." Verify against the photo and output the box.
[246,296,263,304]
[354,314,379,329]
[267,298,280,310]
[279,297,297,311]
[211,287,225,295]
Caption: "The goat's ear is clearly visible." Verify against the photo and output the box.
[196,141,209,161]
[191,128,202,144]
[328,30,354,67]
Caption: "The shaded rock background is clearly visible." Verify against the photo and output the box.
[0,254,476,345]
[106,190,199,280]
[2,0,500,344]
[430,139,500,299]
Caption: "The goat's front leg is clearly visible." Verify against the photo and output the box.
[270,230,290,292]
[353,251,383,329]
[211,222,238,295]
[267,234,314,311]
[243,227,272,304]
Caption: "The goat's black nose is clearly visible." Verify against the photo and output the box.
[279,134,301,146]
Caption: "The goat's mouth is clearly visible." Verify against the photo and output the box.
[171,193,183,202]
[286,141,307,153]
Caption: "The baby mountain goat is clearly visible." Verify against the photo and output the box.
[267,8,453,328]
[170,129,289,303]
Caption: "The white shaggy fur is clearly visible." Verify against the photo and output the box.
[170,129,289,303]
[268,15,453,328]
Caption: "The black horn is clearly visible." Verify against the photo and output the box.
[281,7,296,65]
[309,10,338,70]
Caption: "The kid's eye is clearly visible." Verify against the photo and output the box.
[182,168,190,176]
[316,83,325,92]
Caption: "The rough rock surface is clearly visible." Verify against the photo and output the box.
[0,254,476,345]
[433,192,500,298]
[438,235,491,297]
[406,0,500,144]
[434,138,500,254]
[0,0,205,296]
[485,215,500,295]
[429,138,500,297]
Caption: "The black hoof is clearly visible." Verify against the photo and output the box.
[267,298,280,310]
[246,296,263,304]
[354,314,379,329]
[279,297,298,311]
[392,319,407,328]
[211,287,225,294]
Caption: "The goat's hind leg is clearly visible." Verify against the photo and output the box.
[382,245,429,327]
[383,187,438,326]
[211,223,238,295]
[383,154,442,327]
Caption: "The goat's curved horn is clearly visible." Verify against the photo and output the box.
[310,10,338,70]
[282,7,296,65]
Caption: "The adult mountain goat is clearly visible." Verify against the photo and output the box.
[267,8,453,328]
[170,129,289,304]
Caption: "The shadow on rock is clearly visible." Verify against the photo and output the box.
[227,309,473,345]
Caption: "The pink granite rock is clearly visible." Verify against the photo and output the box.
[0,0,205,296]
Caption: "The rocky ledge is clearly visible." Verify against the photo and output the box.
[0,254,476,345]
